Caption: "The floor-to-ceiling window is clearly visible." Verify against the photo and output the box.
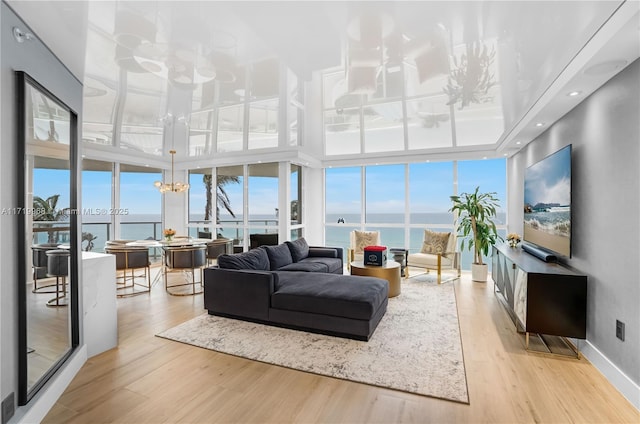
[457,158,507,269]
[190,162,297,249]
[365,164,406,248]
[186,168,213,237]
[290,164,303,240]
[325,167,362,252]
[248,163,279,242]
[325,158,506,269]
[81,160,113,252]
[408,161,456,253]
[216,165,244,249]
[119,164,162,241]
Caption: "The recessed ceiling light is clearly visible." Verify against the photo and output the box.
[503,153,508,157]
[567,91,582,97]
[516,141,521,145]
[482,156,487,160]
[535,122,545,127]
[584,60,628,76]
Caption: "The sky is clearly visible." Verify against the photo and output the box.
[326,158,506,215]
[524,145,571,206]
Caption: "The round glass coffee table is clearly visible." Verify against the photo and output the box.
[350,260,401,297]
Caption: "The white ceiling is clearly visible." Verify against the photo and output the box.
[7,0,640,160]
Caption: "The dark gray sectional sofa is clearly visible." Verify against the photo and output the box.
[204,238,389,341]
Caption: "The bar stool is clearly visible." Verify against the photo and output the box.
[163,245,206,296]
[46,249,70,307]
[31,243,60,293]
[105,246,151,297]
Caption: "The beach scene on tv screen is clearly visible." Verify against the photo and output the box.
[524,146,571,257]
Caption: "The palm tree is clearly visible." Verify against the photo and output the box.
[203,174,240,228]
[33,194,67,243]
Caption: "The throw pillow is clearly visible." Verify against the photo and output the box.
[217,248,270,271]
[285,238,309,262]
[354,230,379,253]
[264,243,294,270]
[420,230,451,255]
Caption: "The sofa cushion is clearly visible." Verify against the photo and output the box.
[285,238,309,262]
[307,247,338,258]
[264,243,294,270]
[217,248,270,271]
[272,272,388,320]
[278,262,328,272]
[408,252,453,268]
[299,257,343,274]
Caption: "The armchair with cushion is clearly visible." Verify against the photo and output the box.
[348,230,381,270]
[407,229,460,283]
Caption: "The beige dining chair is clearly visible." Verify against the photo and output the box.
[163,245,207,296]
[105,246,151,297]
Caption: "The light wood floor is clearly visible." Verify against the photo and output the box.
[43,268,639,424]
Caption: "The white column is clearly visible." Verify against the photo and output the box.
[278,162,290,241]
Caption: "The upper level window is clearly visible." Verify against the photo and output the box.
[322,36,504,156]
[248,99,279,149]
[217,105,244,153]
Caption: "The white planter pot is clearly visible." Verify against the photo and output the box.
[471,263,488,282]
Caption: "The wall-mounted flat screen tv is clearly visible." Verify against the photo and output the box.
[523,145,572,258]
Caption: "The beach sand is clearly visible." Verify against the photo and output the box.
[524,223,570,257]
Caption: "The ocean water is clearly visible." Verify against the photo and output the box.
[80,212,506,269]
[524,209,570,237]
[81,214,162,252]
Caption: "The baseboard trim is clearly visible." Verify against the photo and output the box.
[581,340,640,410]
[15,345,87,424]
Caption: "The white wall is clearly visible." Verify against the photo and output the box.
[508,59,640,407]
[302,167,325,246]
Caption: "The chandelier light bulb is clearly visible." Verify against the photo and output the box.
[154,150,189,193]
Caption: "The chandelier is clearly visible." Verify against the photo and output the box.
[154,150,189,193]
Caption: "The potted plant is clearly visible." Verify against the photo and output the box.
[450,187,501,282]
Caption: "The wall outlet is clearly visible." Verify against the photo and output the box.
[616,320,625,341]
[1,392,15,424]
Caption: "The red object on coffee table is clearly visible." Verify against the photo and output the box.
[364,245,387,251]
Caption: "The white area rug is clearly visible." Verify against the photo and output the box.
[157,276,469,403]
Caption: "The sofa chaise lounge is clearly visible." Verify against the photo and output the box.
[204,238,389,340]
